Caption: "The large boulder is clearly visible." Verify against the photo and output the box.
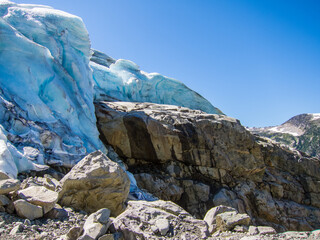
[58,151,130,216]
[96,101,320,231]
[113,200,209,240]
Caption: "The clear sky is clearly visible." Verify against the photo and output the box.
[13,0,320,127]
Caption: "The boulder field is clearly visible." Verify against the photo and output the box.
[0,149,318,239]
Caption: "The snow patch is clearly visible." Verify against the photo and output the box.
[311,113,320,121]
[267,124,304,137]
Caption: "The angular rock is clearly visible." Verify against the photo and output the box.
[21,176,60,191]
[14,199,43,220]
[248,226,259,235]
[0,195,11,206]
[204,205,238,234]
[9,222,24,235]
[98,235,114,240]
[44,204,69,219]
[98,233,124,240]
[17,185,58,214]
[155,218,170,236]
[58,151,130,216]
[257,226,277,235]
[0,178,20,195]
[233,225,248,233]
[66,226,83,240]
[216,211,251,231]
[113,200,209,239]
[78,208,111,240]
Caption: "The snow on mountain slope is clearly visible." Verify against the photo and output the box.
[250,113,320,158]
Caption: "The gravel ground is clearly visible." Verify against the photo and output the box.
[0,208,87,240]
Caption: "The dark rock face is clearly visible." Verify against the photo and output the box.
[123,114,158,161]
[95,101,320,231]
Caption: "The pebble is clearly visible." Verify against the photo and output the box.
[24,219,31,226]
[10,222,24,235]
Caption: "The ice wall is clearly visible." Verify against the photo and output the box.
[0,1,104,177]
[91,52,222,115]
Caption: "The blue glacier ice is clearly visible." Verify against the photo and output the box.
[0,1,104,177]
[91,51,222,114]
[0,1,221,184]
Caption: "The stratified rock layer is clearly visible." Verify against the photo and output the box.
[96,101,320,231]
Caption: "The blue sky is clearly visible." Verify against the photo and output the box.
[13,0,320,127]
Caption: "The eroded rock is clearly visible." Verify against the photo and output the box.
[17,185,58,214]
[113,200,209,239]
[14,199,43,220]
[78,208,110,240]
[0,178,20,195]
[204,205,237,234]
[96,102,320,230]
[58,151,130,216]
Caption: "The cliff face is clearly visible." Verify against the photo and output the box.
[250,113,320,159]
[96,101,320,231]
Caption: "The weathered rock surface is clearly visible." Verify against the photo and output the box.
[0,178,20,195]
[58,151,130,216]
[113,200,209,239]
[78,208,110,240]
[0,195,10,206]
[204,205,239,233]
[216,211,251,231]
[96,101,320,231]
[20,175,60,191]
[13,199,43,220]
[17,186,58,214]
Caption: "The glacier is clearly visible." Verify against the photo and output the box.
[90,50,222,115]
[0,1,221,180]
[0,1,104,177]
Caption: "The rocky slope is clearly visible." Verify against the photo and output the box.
[250,113,320,159]
[0,151,319,240]
[96,102,320,232]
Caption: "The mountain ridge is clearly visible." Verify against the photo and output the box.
[250,113,320,158]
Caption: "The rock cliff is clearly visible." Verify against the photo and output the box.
[96,101,320,231]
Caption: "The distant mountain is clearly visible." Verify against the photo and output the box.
[250,113,320,158]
